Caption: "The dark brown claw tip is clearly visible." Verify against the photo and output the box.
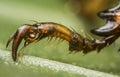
[6,25,31,61]
[91,21,120,37]
[6,32,15,48]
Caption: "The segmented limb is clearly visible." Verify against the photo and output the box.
[6,22,120,61]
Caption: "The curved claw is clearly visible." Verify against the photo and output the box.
[97,4,120,20]
[91,3,120,37]
[6,25,31,61]
[6,32,15,48]
[91,21,120,37]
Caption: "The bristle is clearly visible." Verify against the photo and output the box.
[55,38,64,45]
[48,37,53,42]
[54,37,58,41]
[58,38,64,42]
[47,36,50,41]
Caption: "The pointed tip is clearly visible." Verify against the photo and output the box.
[13,58,17,62]
[12,51,17,61]
[6,33,15,48]
[6,43,9,48]
[6,40,11,48]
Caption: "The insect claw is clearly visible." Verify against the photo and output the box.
[90,21,119,37]
[7,4,120,62]
[6,32,15,48]
[6,25,32,61]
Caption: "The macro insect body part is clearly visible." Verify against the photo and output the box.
[91,4,120,36]
[91,3,120,49]
[6,4,120,61]
[6,22,83,61]
[6,22,115,61]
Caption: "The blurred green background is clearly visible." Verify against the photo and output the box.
[0,0,120,77]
